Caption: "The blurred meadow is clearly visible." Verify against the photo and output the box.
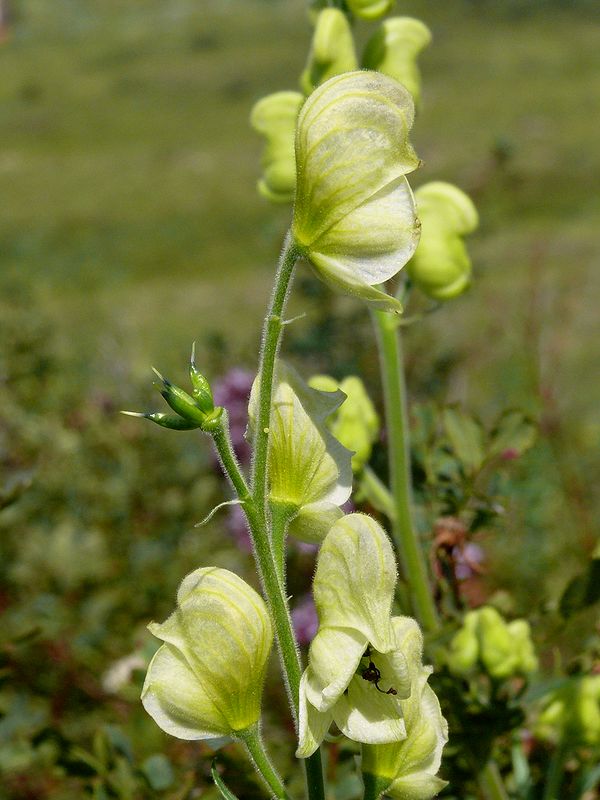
[1,0,599,797]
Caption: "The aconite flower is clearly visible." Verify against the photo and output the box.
[142,567,272,741]
[248,363,352,543]
[250,91,304,203]
[408,182,478,301]
[300,9,358,95]
[297,514,430,757]
[361,619,448,800]
[292,71,421,312]
[363,17,432,106]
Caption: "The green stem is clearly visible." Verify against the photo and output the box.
[212,237,325,800]
[360,466,396,520]
[542,745,567,800]
[241,725,290,799]
[270,501,297,582]
[478,761,509,800]
[372,310,439,633]
[252,231,299,521]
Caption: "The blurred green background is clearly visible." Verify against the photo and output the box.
[1,0,599,797]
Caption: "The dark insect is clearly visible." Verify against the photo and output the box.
[361,660,397,695]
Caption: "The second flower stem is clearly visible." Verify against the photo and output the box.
[372,309,439,633]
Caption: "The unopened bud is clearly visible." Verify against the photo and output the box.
[300,9,357,95]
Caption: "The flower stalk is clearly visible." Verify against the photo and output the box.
[372,308,439,633]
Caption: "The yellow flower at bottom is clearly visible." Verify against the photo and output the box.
[142,567,272,741]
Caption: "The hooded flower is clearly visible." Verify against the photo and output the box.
[292,71,421,312]
[248,363,353,543]
[142,567,272,741]
[361,619,448,800]
[363,18,432,107]
[408,182,478,301]
[297,514,430,757]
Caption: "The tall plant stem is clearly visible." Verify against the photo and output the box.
[241,725,290,799]
[212,235,325,800]
[372,309,439,633]
[478,761,510,800]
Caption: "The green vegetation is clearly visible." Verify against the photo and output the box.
[1,1,599,797]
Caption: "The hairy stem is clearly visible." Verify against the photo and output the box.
[213,236,325,800]
[241,725,290,799]
[372,309,439,633]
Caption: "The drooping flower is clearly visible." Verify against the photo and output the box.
[408,182,478,301]
[361,619,448,800]
[300,9,358,95]
[309,374,380,472]
[297,514,432,757]
[363,18,432,107]
[142,567,272,742]
[248,363,352,543]
[292,71,421,312]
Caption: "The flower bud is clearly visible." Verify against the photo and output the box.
[293,71,421,312]
[445,611,479,676]
[363,18,432,106]
[347,0,396,21]
[250,91,303,203]
[446,606,537,680]
[300,9,358,96]
[248,363,352,543]
[408,182,478,301]
[142,567,273,741]
[151,368,222,432]
[536,676,600,746]
[309,375,380,472]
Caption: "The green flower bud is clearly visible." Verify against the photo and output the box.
[347,0,396,21]
[536,676,600,747]
[142,567,272,741]
[298,515,437,757]
[300,9,358,96]
[309,375,380,472]
[121,411,201,431]
[248,363,352,543]
[445,611,479,677]
[408,182,478,301]
[363,18,432,107]
[292,71,421,312]
[250,91,304,203]
[446,606,537,680]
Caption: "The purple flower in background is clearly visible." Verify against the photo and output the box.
[291,594,318,646]
[453,542,485,581]
[213,368,254,463]
[225,503,252,553]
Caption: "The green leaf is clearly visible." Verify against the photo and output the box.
[442,408,485,475]
[211,761,241,800]
[559,557,600,618]
[141,754,174,791]
[488,410,537,460]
